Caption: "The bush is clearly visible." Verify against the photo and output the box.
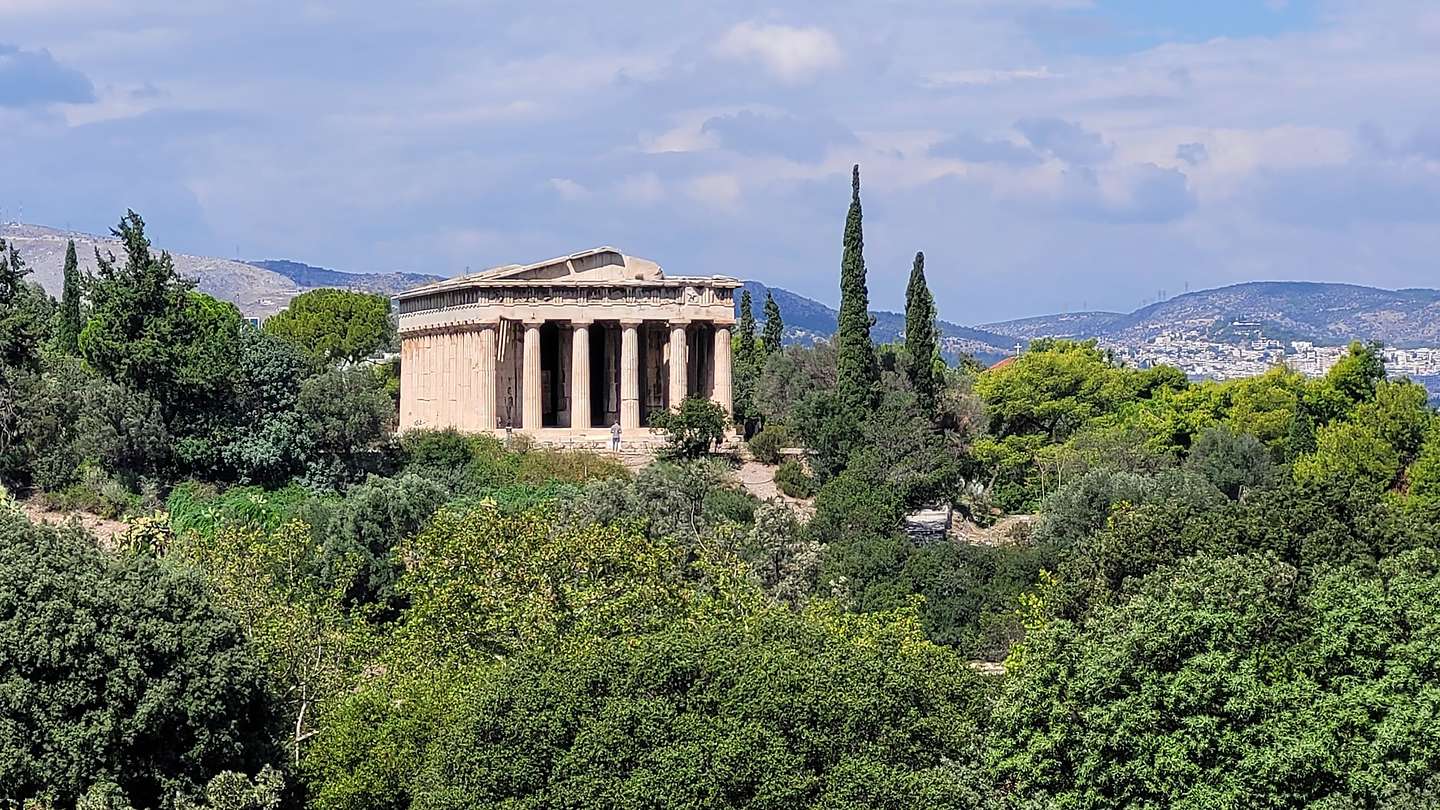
[0,513,275,808]
[747,424,790,465]
[648,396,728,459]
[775,458,815,499]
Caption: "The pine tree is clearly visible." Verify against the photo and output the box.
[761,290,783,358]
[56,239,83,355]
[904,251,939,415]
[733,289,759,428]
[835,164,878,413]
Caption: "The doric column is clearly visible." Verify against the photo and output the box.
[712,324,733,416]
[477,324,497,431]
[621,320,641,430]
[523,321,543,431]
[400,336,416,429]
[571,321,591,432]
[668,321,689,409]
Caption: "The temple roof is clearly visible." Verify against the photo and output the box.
[396,247,740,300]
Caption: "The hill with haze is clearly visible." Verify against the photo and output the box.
[740,281,1020,365]
[982,281,1440,348]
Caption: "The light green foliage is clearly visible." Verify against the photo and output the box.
[1351,378,1432,460]
[744,502,818,604]
[991,551,1440,809]
[648,395,728,459]
[170,517,370,771]
[262,288,395,365]
[1295,421,1401,492]
[835,164,879,414]
[746,423,790,464]
[1325,340,1387,409]
[175,767,284,810]
[0,513,274,809]
[310,602,988,810]
[1409,423,1440,498]
[395,502,698,662]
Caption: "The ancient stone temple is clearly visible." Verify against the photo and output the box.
[395,247,740,440]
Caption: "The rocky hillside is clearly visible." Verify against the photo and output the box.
[983,281,1440,347]
[740,281,1018,364]
[2,224,302,318]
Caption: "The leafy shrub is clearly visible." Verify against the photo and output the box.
[747,424,790,465]
[775,458,815,499]
[0,513,275,808]
[649,396,728,459]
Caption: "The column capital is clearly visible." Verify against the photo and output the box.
[619,318,644,328]
[522,319,546,328]
[668,318,692,327]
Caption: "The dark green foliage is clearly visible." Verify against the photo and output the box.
[262,288,395,365]
[835,164,879,415]
[904,251,939,416]
[774,457,815,498]
[0,239,55,371]
[648,396,728,459]
[212,329,316,485]
[761,289,783,357]
[732,289,760,430]
[316,473,448,616]
[56,239,84,355]
[0,514,274,808]
[294,368,395,490]
[80,212,238,429]
[1184,424,1277,498]
[746,423,789,465]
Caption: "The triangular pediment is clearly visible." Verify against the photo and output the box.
[474,247,663,283]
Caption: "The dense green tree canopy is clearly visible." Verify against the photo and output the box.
[263,288,394,365]
[0,514,274,809]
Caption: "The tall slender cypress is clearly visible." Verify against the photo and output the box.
[761,290,783,358]
[835,164,878,412]
[904,251,939,415]
[733,289,759,427]
[56,239,83,354]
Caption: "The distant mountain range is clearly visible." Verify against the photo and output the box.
[740,281,1020,365]
[980,281,1440,348]
[9,223,1440,360]
[247,259,441,295]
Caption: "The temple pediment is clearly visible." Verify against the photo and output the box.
[470,247,663,284]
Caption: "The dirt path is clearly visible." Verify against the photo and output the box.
[19,498,130,546]
[735,459,815,517]
[950,514,1035,546]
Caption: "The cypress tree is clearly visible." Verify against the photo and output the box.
[733,289,759,429]
[835,164,878,412]
[904,251,939,415]
[761,290,783,357]
[56,239,83,354]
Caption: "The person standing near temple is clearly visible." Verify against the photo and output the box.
[611,420,622,451]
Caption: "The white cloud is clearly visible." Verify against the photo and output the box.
[922,67,1058,88]
[547,177,589,201]
[714,21,842,83]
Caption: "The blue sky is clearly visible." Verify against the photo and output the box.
[1,0,1438,323]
